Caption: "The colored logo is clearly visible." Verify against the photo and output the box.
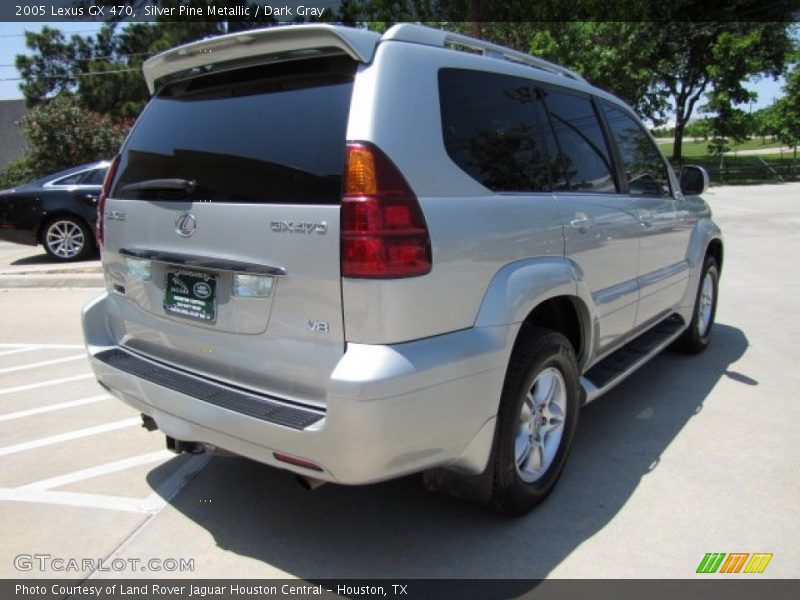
[696,552,773,574]
[193,282,212,299]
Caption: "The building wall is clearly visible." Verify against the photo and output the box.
[0,99,27,171]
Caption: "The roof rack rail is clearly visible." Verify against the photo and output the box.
[382,24,586,83]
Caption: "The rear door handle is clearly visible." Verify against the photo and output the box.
[639,211,654,228]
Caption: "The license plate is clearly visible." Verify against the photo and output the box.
[164,268,217,322]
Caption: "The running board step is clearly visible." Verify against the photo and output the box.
[581,314,685,404]
[94,348,325,430]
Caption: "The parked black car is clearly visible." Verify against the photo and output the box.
[0,161,109,261]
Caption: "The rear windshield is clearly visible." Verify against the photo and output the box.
[112,56,356,204]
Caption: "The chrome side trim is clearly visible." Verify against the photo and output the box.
[119,248,287,276]
[592,278,639,306]
[638,260,689,289]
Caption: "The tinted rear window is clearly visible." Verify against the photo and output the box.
[83,168,108,185]
[112,56,356,204]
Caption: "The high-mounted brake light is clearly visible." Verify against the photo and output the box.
[341,142,432,278]
[95,155,120,248]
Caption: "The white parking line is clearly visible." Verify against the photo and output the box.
[0,488,157,514]
[0,373,95,396]
[0,347,39,358]
[0,453,211,515]
[19,450,173,492]
[0,394,110,423]
[0,354,87,375]
[0,417,140,457]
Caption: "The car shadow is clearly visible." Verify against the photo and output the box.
[145,323,749,580]
[11,253,98,266]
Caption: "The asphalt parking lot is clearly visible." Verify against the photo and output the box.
[0,183,798,581]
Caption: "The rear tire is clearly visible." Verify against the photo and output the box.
[41,216,95,262]
[490,327,580,515]
[674,254,718,354]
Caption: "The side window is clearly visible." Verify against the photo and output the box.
[439,69,551,192]
[51,172,85,186]
[602,104,671,196]
[540,88,617,193]
[82,168,108,185]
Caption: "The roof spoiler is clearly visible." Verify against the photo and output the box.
[142,25,381,94]
[143,24,585,95]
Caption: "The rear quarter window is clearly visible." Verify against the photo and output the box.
[82,168,108,185]
[439,68,552,192]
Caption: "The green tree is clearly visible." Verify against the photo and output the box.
[524,22,669,123]
[21,95,132,177]
[15,16,224,117]
[650,19,792,161]
[776,62,800,161]
[685,118,713,140]
[752,105,780,144]
[0,157,35,190]
[699,27,788,158]
[336,3,794,159]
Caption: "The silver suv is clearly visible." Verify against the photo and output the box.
[83,24,722,514]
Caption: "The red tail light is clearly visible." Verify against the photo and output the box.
[273,452,323,472]
[341,142,431,278]
[95,155,120,248]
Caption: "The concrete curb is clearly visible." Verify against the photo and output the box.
[0,273,105,288]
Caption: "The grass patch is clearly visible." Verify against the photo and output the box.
[669,154,798,185]
[656,138,788,158]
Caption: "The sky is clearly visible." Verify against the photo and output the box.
[0,21,789,116]
[0,21,107,100]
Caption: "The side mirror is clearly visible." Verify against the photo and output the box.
[679,165,709,196]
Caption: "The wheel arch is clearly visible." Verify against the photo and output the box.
[475,257,594,368]
[679,218,723,324]
[514,296,589,366]
[706,237,723,275]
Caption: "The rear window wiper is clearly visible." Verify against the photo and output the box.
[120,178,197,194]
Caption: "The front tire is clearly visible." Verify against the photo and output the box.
[674,254,719,354]
[490,327,580,515]
[42,216,95,262]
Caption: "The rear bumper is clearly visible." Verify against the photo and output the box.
[82,293,511,484]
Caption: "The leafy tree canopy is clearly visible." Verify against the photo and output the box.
[22,94,132,177]
[12,0,798,163]
[775,59,800,158]
[15,9,227,117]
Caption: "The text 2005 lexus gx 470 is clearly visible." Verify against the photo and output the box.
[83,24,722,514]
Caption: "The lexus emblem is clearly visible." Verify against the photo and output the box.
[175,213,196,237]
